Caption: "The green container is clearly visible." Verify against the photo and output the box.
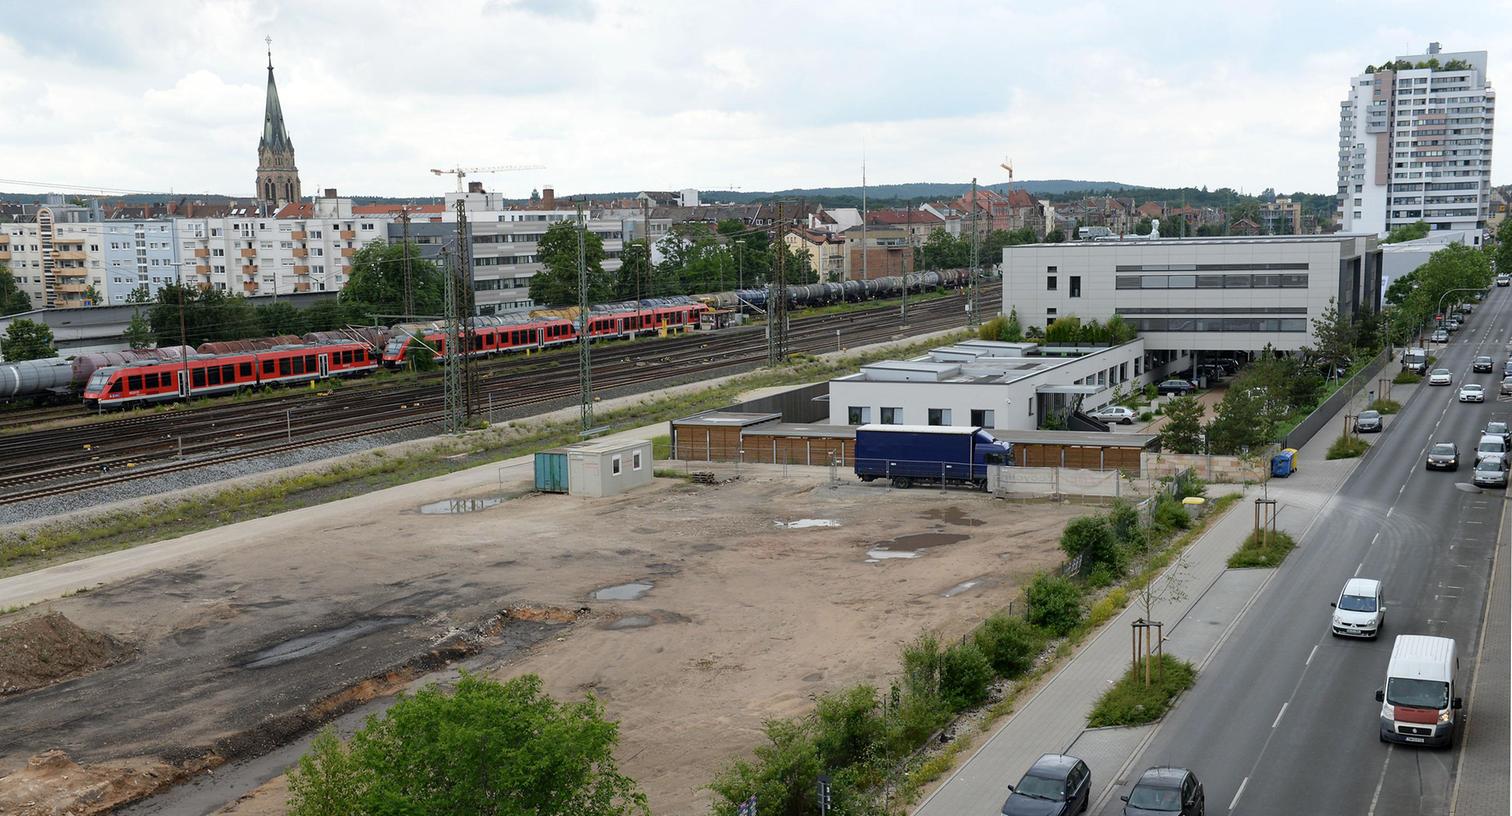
[534,450,569,493]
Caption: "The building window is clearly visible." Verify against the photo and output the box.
[928,408,951,426]
[1047,276,1058,291]
[611,454,622,475]
[847,406,871,425]
[970,409,995,427]
[880,407,903,425]
[1069,276,1081,298]
[633,450,642,470]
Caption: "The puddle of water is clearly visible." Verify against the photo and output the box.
[776,519,841,529]
[921,507,984,527]
[419,497,502,514]
[893,532,969,549]
[606,615,655,630]
[942,580,982,598]
[592,581,653,601]
[1454,483,1483,494]
[865,547,921,560]
[243,617,414,669]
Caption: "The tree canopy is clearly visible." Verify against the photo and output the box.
[288,673,647,816]
[0,265,31,316]
[2,319,56,361]
[529,221,612,307]
[1158,396,1205,454]
[1382,220,1430,244]
[341,240,444,320]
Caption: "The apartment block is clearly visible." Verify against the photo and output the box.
[1337,43,1495,236]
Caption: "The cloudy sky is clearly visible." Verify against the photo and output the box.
[3,0,1508,200]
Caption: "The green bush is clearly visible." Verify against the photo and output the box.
[1227,529,1298,568]
[1087,588,1129,628]
[1025,573,1083,636]
[1139,411,1154,422]
[1059,515,1125,577]
[1108,500,1148,553]
[973,614,1044,679]
[1393,370,1422,384]
[1151,493,1190,532]
[1368,398,1402,414]
[1086,564,1115,588]
[813,685,885,769]
[939,643,994,711]
[1086,655,1196,727]
[1326,434,1370,460]
[1174,471,1207,500]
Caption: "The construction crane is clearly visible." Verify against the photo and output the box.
[430,164,546,193]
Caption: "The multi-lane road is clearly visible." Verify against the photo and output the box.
[1095,287,1511,814]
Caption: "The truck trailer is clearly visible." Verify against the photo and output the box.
[853,424,1013,490]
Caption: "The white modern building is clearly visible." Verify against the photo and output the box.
[1002,235,1381,354]
[1337,43,1495,237]
[828,339,1189,432]
[1380,228,1481,293]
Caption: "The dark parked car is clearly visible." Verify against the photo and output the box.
[1002,753,1091,816]
[1487,421,1512,446]
[1474,355,1495,373]
[1156,379,1197,396]
[1355,409,1383,433]
[1121,767,1205,816]
[1427,442,1460,471]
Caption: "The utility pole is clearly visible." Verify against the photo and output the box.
[860,153,868,283]
[640,197,650,307]
[968,176,981,329]
[902,201,912,323]
[400,208,415,321]
[768,202,788,366]
[454,197,477,421]
[441,245,462,434]
[736,239,745,290]
[577,199,594,431]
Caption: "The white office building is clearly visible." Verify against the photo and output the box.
[1002,235,1381,354]
[1337,43,1495,237]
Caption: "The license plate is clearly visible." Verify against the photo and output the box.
[1406,736,1424,743]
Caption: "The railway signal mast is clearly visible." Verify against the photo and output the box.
[768,202,788,366]
[576,199,595,432]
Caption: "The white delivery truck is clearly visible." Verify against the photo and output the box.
[1375,634,1461,747]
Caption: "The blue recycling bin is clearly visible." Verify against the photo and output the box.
[1271,450,1294,478]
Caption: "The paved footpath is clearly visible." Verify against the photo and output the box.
[915,392,1371,815]
[1449,480,1509,816]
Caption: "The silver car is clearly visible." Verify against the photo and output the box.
[1089,406,1137,425]
[1474,455,1508,488]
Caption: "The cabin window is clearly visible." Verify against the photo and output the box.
[128,375,143,391]
[279,358,292,376]
[144,372,160,389]
[263,360,275,375]
[192,368,206,388]
[207,367,221,386]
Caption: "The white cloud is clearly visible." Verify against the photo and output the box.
[1,1,1509,198]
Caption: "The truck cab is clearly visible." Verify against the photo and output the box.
[853,425,1012,490]
[1376,635,1460,747]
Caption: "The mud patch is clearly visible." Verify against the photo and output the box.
[241,617,414,669]
[419,497,502,514]
[601,610,690,631]
[864,532,969,562]
[921,506,984,527]
[592,581,653,601]
[0,612,134,696]
[507,604,585,624]
[0,750,173,816]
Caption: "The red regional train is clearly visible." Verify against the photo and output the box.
[381,301,707,367]
[82,341,377,408]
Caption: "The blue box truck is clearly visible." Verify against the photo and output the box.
[853,424,1013,490]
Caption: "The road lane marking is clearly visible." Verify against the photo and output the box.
[1366,745,1393,816]
[1307,644,1318,666]
[1229,776,1248,811]
[1355,561,1364,576]
[1272,702,1288,728]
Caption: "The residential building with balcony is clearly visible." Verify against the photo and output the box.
[1337,43,1495,237]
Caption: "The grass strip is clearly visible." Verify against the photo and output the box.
[1087,654,1196,727]
[1226,529,1297,569]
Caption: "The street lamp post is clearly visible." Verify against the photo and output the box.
[736,240,745,291]
[1431,287,1485,345]
[165,261,191,399]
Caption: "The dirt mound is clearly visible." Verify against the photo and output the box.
[0,750,173,816]
[0,612,133,695]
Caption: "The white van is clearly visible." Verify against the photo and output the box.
[1375,635,1461,747]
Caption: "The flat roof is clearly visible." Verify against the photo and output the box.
[1035,384,1102,395]
[741,423,856,439]
[857,424,980,435]
[671,411,782,428]
[990,430,1159,448]
[556,438,652,455]
[1006,234,1373,250]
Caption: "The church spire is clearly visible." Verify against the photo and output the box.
[256,36,300,210]
[260,36,293,155]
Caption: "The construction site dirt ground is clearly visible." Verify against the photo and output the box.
[0,460,1082,815]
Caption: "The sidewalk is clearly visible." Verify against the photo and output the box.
[914,388,1372,815]
[1449,486,1509,815]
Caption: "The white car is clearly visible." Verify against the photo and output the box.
[1429,368,1453,386]
[1089,405,1137,425]
[1331,578,1384,639]
[1431,329,1449,343]
[1459,383,1486,402]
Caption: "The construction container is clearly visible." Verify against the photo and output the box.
[535,439,654,498]
[534,450,569,493]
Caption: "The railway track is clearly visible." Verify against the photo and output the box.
[0,291,985,505]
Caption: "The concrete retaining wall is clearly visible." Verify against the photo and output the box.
[1142,451,1271,483]
[1283,347,1391,450]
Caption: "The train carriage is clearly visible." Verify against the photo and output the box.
[84,341,377,409]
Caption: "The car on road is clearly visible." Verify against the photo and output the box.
[1431,329,1449,343]
[1156,379,1197,396]
[1473,355,1495,373]
[1473,455,1508,488]
[1459,383,1486,402]
[1426,442,1460,471]
[1120,767,1205,816]
[1355,409,1383,433]
[1498,274,1511,287]
[1502,377,1512,396]
[1486,421,1512,445]
[1377,635,1461,748]
[1428,368,1453,386]
[1089,405,1138,425]
[1476,434,1507,461]
[1331,577,1385,638]
[1001,753,1091,816]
